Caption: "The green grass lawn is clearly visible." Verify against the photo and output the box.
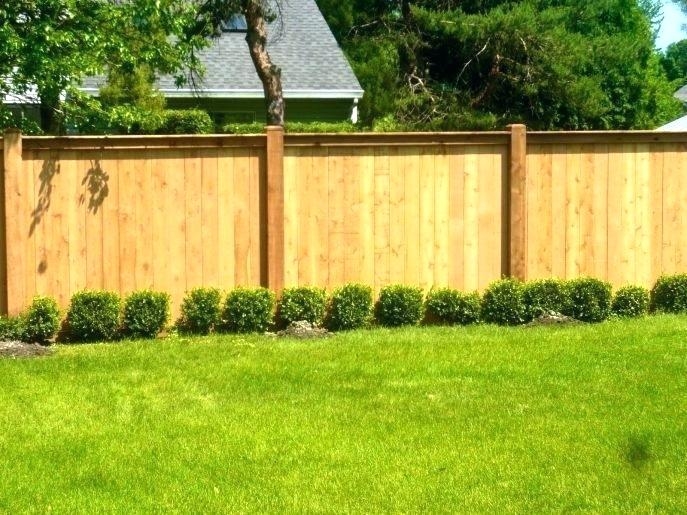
[1,316,686,513]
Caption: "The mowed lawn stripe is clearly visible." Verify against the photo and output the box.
[1,317,686,513]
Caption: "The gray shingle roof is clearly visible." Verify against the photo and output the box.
[675,85,687,104]
[82,0,363,99]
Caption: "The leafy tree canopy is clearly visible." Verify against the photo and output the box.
[318,0,682,129]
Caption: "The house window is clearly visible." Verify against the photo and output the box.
[220,14,247,32]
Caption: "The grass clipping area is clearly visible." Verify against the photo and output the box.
[1,316,686,512]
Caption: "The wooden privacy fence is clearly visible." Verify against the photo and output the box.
[1,126,687,317]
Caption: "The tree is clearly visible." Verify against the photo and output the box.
[661,39,687,83]
[0,0,203,133]
[318,0,682,129]
[190,0,285,126]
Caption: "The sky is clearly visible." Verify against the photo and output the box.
[656,0,687,50]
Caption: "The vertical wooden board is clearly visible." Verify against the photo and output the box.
[184,151,203,290]
[433,147,450,287]
[525,148,543,278]
[606,145,627,285]
[388,146,406,284]
[358,148,376,287]
[620,145,637,285]
[83,152,104,292]
[4,138,27,313]
[216,150,235,289]
[49,151,71,308]
[649,146,663,284]
[201,149,220,287]
[248,149,262,286]
[233,148,252,286]
[577,147,595,277]
[448,150,465,290]
[634,144,651,287]
[295,148,313,285]
[462,148,479,291]
[537,149,553,278]
[133,155,154,290]
[550,146,567,279]
[590,147,609,282]
[418,146,435,290]
[676,144,687,275]
[31,153,49,301]
[23,152,37,305]
[327,150,346,288]
[477,149,499,290]
[65,152,87,298]
[661,146,678,275]
[100,151,121,294]
[167,150,187,310]
[403,147,420,286]
[117,155,137,296]
[564,146,581,279]
[373,146,391,291]
[283,149,301,287]
[151,153,171,300]
[343,149,361,284]
[312,147,329,287]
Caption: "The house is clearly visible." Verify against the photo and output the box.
[656,85,687,131]
[80,0,364,125]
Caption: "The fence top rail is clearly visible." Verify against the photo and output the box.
[20,134,267,151]
[528,130,687,145]
[284,131,510,147]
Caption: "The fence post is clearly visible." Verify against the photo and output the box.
[265,125,285,293]
[2,130,22,315]
[508,124,527,281]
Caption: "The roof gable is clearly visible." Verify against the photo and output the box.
[82,0,363,100]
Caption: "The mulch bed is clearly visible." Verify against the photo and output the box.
[0,341,53,358]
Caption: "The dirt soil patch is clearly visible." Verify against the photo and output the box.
[270,321,332,339]
[527,311,581,327]
[0,341,53,358]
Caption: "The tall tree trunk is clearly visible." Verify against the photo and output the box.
[244,1,284,126]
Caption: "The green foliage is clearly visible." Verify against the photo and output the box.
[0,108,43,135]
[326,284,374,331]
[481,278,526,326]
[23,296,60,344]
[221,288,276,334]
[661,39,687,83]
[425,288,481,325]
[222,122,266,134]
[0,315,27,341]
[650,274,687,313]
[178,288,222,335]
[66,291,122,342]
[277,287,328,327]
[122,290,171,339]
[563,278,612,323]
[319,0,680,130]
[375,285,424,327]
[522,279,569,321]
[221,121,358,134]
[158,109,214,134]
[612,285,650,318]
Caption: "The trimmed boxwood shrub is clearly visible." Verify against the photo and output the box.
[178,287,222,335]
[326,283,373,331]
[158,109,214,134]
[375,285,424,327]
[563,277,612,323]
[221,287,275,333]
[122,290,170,339]
[612,285,650,318]
[522,279,569,321]
[23,296,60,343]
[0,315,27,341]
[650,274,687,313]
[277,287,327,327]
[66,290,122,342]
[425,288,481,325]
[481,278,526,325]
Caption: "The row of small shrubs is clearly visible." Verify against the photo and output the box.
[5,274,687,343]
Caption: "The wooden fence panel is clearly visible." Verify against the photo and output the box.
[6,138,265,317]
[283,140,508,293]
